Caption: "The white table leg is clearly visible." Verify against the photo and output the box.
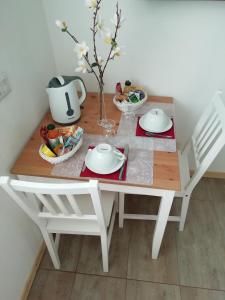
[152,191,175,259]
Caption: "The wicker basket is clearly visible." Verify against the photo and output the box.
[39,137,83,164]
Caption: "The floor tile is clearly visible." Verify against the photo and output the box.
[77,216,129,278]
[127,220,179,284]
[180,286,225,300]
[70,274,126,300]
[40,235,82,272]
[28,269,75,300]
[126,280,181,300]
[176,179,225,290]
[125,194,159,215]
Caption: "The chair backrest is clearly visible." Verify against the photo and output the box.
[0,177,107,230]
[183,90,225,193]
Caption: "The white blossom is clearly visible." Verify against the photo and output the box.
[74,41,89,59]
[104,30,112,45]
[96,16,105,35]
[111,13,125,28]
[110,46,124,59]
[85,0,97,9]
[97,56,104,65]
[75,60,87,73]
[55,20,67,30]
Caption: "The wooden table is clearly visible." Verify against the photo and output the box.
[11,92,181,259]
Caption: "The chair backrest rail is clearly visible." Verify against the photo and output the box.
[38,212,97,220]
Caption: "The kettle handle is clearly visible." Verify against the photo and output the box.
[56,76,65,85]
[74,78,87,105]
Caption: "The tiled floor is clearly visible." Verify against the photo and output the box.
[28,178,225,300]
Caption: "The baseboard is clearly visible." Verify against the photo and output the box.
[20,242,46,300]
[203,171,225,179]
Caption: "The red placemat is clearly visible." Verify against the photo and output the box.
[136,117,175,139]
[80,146,128,181]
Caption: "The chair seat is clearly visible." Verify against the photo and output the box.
[43,191,116,234]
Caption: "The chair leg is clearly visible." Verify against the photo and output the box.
[100,232,109,272]
[179,194,191,231]
[41,230,60,269]
[119,193,124,228]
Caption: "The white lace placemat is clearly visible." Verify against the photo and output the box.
[117,102,177,152]
[51,134,154,185]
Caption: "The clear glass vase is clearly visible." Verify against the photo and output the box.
[97,86,107,127]
[97,86,116,138]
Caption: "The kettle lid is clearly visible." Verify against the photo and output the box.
[47,75,81,88]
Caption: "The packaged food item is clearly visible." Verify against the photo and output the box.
[116,82,123,94]
[40,126,48,143]
[128,93,139,103]
[41,144,56,157]
[124,80,132,94]
[73,127,84,140]
[46,123,56,131]
[58,125,77,137]
[47,129,59,139]
[52,143,64,156]
[115,94,128,102]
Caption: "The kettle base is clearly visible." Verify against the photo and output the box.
[53,117,81,126]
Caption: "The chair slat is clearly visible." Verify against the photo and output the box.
[197,118,220,154]
[198,126,222,161]
[36,193,57,215]
[66,194,82,216]
[192,105,215,141]
[51,194,70,215]
[195,112,217,148]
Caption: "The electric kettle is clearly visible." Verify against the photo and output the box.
[46,75,87,124]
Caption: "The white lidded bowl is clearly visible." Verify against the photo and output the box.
[113,90,148,113]
[85,143,125,174]
[139,108,172,133]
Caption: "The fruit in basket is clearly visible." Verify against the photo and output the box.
[41,144,56,157]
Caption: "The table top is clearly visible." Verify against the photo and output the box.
[11,93,181,191]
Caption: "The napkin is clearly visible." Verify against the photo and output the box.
[80,146,128,181]
[136,117,175,139]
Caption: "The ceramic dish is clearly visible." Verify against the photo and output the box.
[139,108,173,133]
[84,143,125,174]
[85,153,125,174]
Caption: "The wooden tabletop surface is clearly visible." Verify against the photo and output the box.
[11,93,181,191]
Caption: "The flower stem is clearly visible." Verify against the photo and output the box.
[102,2,121,76]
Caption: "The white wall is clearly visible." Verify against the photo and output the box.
[0,0,56,299]
[42,0,225,172]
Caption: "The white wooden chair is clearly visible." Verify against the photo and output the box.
[0,177,117,272]
[119,90,225,231]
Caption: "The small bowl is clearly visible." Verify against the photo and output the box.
[139,108,172,133]
[113,90,148,113]
[85,143,125,173]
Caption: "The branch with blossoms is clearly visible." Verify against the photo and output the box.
[56,0,124,87]
[56,0,125,121]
